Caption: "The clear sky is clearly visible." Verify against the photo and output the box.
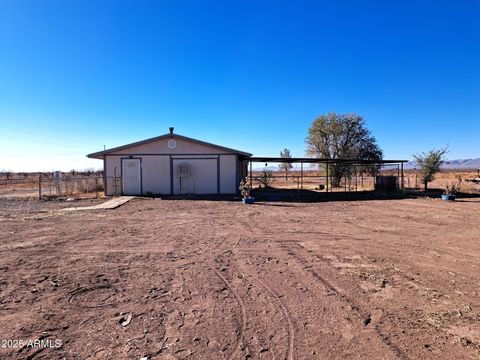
[0,0,479,171]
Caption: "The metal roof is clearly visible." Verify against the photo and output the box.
[87,133,252,159]
[246,157,408,164]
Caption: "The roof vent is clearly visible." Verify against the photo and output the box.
[169,127,174,136]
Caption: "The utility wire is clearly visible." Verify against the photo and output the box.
[0,126,99,147]
[0,134,96,150]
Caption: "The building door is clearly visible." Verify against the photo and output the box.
[172,158,218,194]
[122,158,141,195]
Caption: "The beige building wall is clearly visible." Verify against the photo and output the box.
[103,137,243,195]
[110,137,232,155]
[104,155,122,196]
[219,155,237,194]
[172,158,218,194]
[141,156,170,194]
[105,155,171,195]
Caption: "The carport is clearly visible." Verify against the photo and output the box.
[245,157,408,192]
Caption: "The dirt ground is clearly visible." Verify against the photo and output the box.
[0,196,479,359]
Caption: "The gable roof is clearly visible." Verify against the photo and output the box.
[87,133,252,159]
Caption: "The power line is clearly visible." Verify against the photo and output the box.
[0,126,99,147]
[1,152,92,156]
[0,134,96,150]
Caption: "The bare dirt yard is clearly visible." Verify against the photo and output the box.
[0,196,479,359]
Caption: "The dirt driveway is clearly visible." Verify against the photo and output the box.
[0,197,479,359]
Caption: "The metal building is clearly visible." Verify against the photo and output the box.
[87,128,251,196]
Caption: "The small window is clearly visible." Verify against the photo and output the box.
[177,163,191,177]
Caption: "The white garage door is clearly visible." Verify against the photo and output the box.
[173,159,217,194]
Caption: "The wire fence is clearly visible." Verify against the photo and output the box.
[0,174,121,198]
[250,173,378,192]
[251,171,479,193]
[1,170,477,198]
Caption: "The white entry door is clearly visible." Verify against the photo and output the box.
[122,158,141,195]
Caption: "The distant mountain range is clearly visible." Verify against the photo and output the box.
[404,158,480,170]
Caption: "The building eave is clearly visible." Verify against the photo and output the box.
[87,133,252,159]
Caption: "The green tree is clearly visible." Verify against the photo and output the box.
[279,148,293,180]
[413,148,447,192]
[306,112,383,186]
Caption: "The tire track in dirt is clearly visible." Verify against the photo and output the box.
[279,240,408,360]
[158,226,250,359]
[243,210,407,359]
[220,230,295,359]
[211,267,247,360]
[233,215,299,358]
[255,277,295,360]
[244,208,407,359]
[161,258,243,358]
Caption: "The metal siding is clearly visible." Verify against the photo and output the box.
[217,157,220,194]
[104,145,239,196]
[169,155,173,195]
[103,156,108,195]
[87,133,251,158]
[105,156,122,196]
[172,158,217,194]
[219,155,237,194]
[110,138,232,155]
[141,155,170,194]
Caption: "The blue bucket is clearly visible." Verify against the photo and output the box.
[242,197,255,204]
[441,195,456,201]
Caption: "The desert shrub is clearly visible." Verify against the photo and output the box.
[76,180,89,193]
[255,169,274,188]
[413,148,447,192]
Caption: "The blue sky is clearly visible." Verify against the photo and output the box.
[0,0,479,171]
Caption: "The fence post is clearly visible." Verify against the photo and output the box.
[95,177,99,199]
[38,174,41,199]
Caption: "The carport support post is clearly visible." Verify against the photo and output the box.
[325,162,329,193]
[300,162,304,190]
[397,164,400,191]
[401,162,404,191]
[249,160,253,189]
[355,167,358,192]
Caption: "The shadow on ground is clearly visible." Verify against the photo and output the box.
[251,189,405,203]
[144,188,480,203]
